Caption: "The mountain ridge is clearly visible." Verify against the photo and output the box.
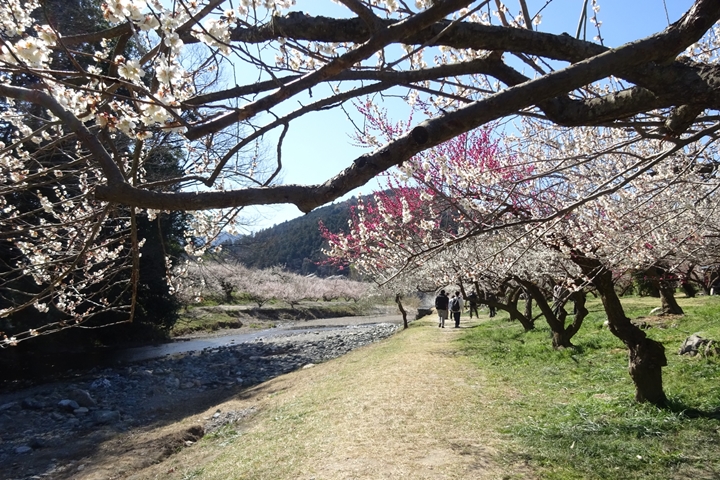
[221,196,360,275]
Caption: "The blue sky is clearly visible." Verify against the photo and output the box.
[246,0,697,231]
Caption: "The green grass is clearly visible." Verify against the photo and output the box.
[171,311,246,336]
[171,301,370,336]
[459,295,720,479]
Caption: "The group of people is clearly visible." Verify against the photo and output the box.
[434,289,496,328]
[434,290,462,328]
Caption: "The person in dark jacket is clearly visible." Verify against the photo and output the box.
[467,290,479,318]
[434,290,449,328]
[487,292,497,317]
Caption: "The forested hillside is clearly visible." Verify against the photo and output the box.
[222,198,358,275]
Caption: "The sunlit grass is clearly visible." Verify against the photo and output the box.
[171,301,368,336]
[460,294,720,479]
[171,311,244,336]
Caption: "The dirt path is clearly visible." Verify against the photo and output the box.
[122,317,530,479]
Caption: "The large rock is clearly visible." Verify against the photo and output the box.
[679,333,718,357]
[0,401,19,412]
[21,397,45,410]
[69,389,97,408]
[92,410,120,425]
[57,399,80,412]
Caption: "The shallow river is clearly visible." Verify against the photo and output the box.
[114,313,404,363]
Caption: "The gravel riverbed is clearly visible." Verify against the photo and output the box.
[0,321,401,480]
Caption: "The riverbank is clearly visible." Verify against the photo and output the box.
[0,321,401,480]
[4,315,511,479]
[4,296,719,479]
[126,315,513,479]
[170,301,397,337]
[0,302,401,387]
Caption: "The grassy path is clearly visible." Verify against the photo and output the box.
[132,317,529,479]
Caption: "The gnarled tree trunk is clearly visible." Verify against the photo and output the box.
[476,285,535,331]
[574,256,668,406]
[523,289,533,325]
[646,266,684,315]
[517,279,588,349]
[659,286,684,315]
[395,294,408,329]
[504,285,535,331]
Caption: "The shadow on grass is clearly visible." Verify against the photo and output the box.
[666,399,720,419]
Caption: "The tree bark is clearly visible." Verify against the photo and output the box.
[516,279,588,349]
[457,278,468,303]
[395,294,408,329]
[659,286,684,315]
[505,286,535,331]
[573,255,668,406]
[647,266,684,315]
[523,290,533,325]
[570,291,589,333]
[476,286,535,331]
[680,282,696,298]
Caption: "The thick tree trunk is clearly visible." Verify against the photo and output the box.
[477,286,535,331]
[523,291,533,324]
[602,282,667,404]
[548,290,589,349]
[508,306,535,331]
[659,286,684,315]
[574,256,668,406]
[505,286,535,331]
[627,338,668,404]
[395,294,408,329]
[647,266,684,315]
[550,330,571,349]
[680,282,696,298]
[554,290,590,349]
[517,279,585,349]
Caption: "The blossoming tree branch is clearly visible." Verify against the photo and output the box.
[4,1,720,210]
[1,0,720,350]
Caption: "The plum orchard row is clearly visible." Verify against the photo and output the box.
[322,106,720,407]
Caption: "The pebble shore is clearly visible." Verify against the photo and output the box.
[0,322,400,479]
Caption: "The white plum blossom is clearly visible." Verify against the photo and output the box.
[193,18,233,54]
[1,36,52,68]
[117,58,146,82]
[102,0,148,24]
[155,58,183,85]
[137,13,160,31]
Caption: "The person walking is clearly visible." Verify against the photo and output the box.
[449,291,464,328]
[434,289,449,328]
[487,292,497,317]
[467,290,479,318]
